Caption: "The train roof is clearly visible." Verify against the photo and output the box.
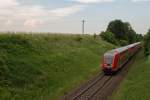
[104,42,141,56]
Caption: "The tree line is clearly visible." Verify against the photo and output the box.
[100,19,143,46]
[100,19,150,57]
[143,29,150,56]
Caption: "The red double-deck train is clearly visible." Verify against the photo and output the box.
[102,42,141,74]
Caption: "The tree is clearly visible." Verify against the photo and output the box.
[144,29,150,56]
[135,34,143,42]
[100,31,118,45]
[107,20,127,40]
[106,19,140,45]
[126,29,136,43]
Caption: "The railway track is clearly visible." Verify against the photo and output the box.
[63,73,113,100]
[63,51,139,100]
[72,74,111,100]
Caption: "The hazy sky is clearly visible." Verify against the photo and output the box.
[0,0,150,34]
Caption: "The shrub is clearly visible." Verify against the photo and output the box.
[75,36,83,42]
[100,31,119,45]
[143,29,150,56]
[119,40,129,46]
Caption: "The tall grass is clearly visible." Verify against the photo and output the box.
[111,50,150,100]
[0,34,115,100]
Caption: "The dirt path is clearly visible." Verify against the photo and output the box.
[62,52,138,100]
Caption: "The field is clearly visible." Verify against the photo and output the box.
[111,50,150,100]
[0,33,115,100]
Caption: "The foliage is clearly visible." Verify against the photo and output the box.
[107,20,127,40]
[100,31,119,45]
[93,33,97,39]
[135,34,143,42]
[118,40,129,46]
[143,29,150,56]
[111,50,150,100]
[0,33,115,100]
[104,19,143,45]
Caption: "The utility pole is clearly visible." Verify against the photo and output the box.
[82,20,85,34]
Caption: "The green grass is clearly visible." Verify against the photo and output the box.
[111,50,150,100]
[0,33,115,100]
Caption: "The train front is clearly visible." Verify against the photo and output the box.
[102,52,115,74]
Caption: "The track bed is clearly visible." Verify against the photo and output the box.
[62,53,137,100]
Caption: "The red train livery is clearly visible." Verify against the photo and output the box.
[102,42,141,74]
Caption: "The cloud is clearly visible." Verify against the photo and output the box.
[5,20,13,25]
[132,0,150,2]
[0,0,85,30]
[0,0,18,8]
[20,5,85,27]
[71,0,115,4]
[50,5,85,17]
[24,19,43,28]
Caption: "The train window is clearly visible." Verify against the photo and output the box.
[105,55,113,65]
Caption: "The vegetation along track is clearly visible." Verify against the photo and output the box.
[63,52,139,100]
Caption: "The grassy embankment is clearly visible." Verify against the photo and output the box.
[111,49,150,100]
[0,34,115,100]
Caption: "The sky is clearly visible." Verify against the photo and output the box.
[0,0,150,34]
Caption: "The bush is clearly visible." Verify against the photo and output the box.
[144,29,150,56]
[106,19,142,44]
[100,31,119,45]
[75,36,83,42]
[119,40,129,46]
